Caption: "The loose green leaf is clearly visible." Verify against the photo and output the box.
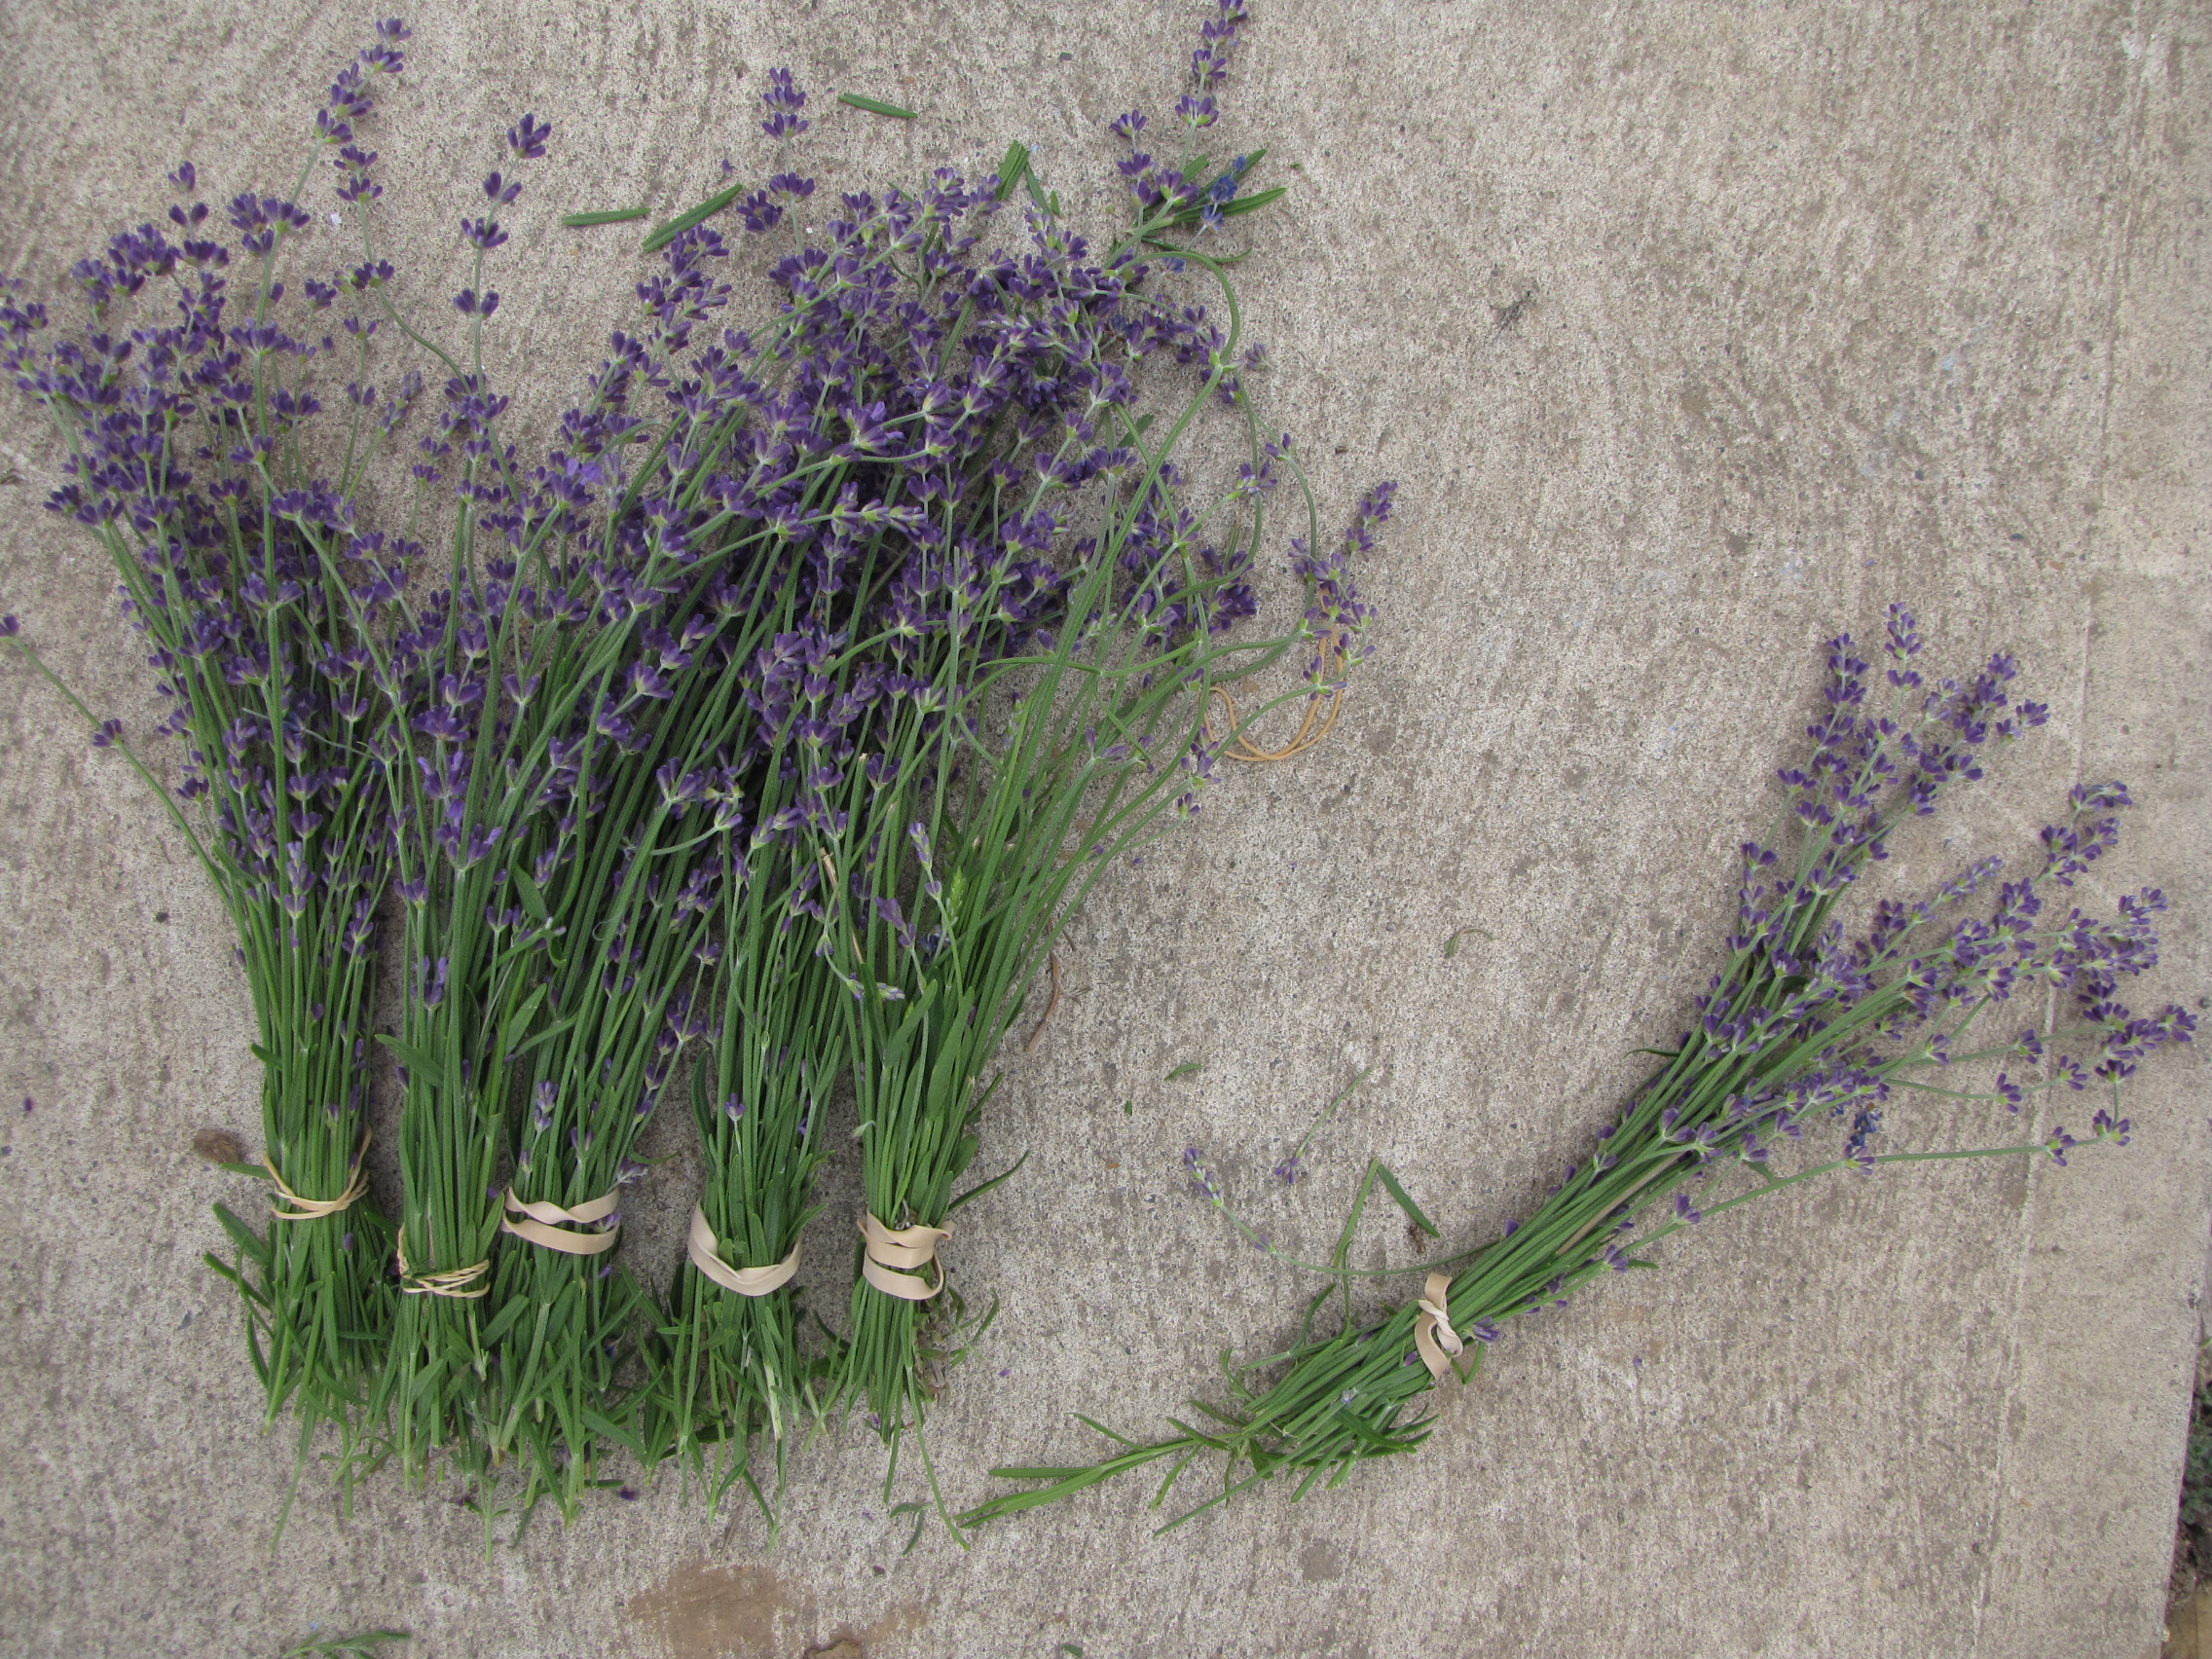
[643,181,747,253]
[1165,1062,1201,1083]
[888,1498,930,1553]
[995,141,1032,203]
[280,1632,411,1659]
[839,92,917,119]
[1443,923,1495,958]
[560,204,648,228]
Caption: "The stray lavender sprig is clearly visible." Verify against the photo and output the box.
[964,611,2194,1530]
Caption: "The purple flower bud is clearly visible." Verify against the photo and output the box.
[505,112,552,160]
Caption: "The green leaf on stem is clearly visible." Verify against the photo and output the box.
[995,141,1032,203]
[1372,1161,1438,1237]
[643,182,747,254]
[374,1033,445,1090]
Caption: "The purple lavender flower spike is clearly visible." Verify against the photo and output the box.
[506,112,552,160]
[760,68,810,140]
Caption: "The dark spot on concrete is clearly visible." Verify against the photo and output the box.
[1300,1538,1346,1581]
[192,1126,244,1164]
[630,1559,925,1659]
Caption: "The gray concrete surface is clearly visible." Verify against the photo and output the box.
[2,3,2208,1656]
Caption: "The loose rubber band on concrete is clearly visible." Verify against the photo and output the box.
[1205,631,1347,763]
[394,1225,491,1298]
[859,1211,949,1300]
[686,1204,802,1296]
[264,1127,370,1221]
[500,1186,621,1255]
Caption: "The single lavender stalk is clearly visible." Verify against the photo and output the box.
[0,21,420,1517]
[964,611,2194,1530]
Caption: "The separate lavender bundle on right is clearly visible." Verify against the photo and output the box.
[966,607,2196,1531]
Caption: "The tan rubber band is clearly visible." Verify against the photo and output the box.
[1205,632,1348,764]
[394,1225,492,1299]
[499,1186,621,1256]
[859,1212,949,1301]
[686,1204,801,1296]
[1414,1271,1466,1382]
[264,1128,371,1221]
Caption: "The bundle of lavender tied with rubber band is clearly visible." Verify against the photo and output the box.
[0,22,427,1517]
[645,3,1392,1534]
[965,608,2195,1531]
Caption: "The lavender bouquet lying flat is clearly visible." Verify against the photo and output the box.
[0,24,422,1505]
[648,2,1389,1534]
[966,609,2194,1530]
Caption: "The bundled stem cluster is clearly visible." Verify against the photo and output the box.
[5,1,1392,1538]
[0,23,422,1501]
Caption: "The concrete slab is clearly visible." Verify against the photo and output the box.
[1,3,2205,1656]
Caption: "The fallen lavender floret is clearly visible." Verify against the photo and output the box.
[963,608,2194,1530]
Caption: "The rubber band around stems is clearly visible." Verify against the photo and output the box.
[394,1225,491,1299]
[1413,1271,1470,1382]
[499,1186,621,1256]
[264,1127,370,1221]
[860,1212,949,1301]
[685,1204,801,1296]
[1205,632,1347,763]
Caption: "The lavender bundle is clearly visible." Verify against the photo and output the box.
[787,5,1388,1511]
[657,6,1388,1524]
[966,609,2194,1530]
[0,26,426,1493]
[342,147,822,1496]
[329,61,947,1515]
[469,260,844,1522]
